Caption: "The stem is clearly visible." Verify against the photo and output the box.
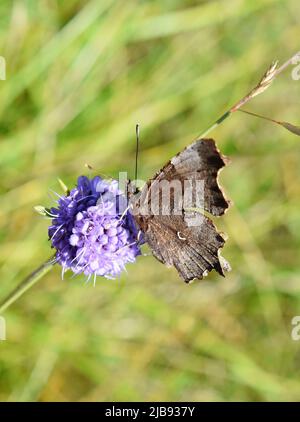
[0,255,56,314]
[197,50,300,139]
[238,108,300,137]
[274,51,300,76]
[238,108,280,124]
[198,111,231,138]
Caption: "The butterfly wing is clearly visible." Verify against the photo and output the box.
[143,213,226,283]
[148,138,229,216]
[132,138,230,283]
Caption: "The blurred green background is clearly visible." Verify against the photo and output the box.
[1,0,300,402]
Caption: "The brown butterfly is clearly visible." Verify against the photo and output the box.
[129,138,231,283]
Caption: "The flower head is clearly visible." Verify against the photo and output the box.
[48,176,142,280]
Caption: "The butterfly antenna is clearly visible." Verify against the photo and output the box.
[134,124,140,183]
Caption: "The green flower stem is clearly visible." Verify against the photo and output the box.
[198,110,231,138]
[0,255,56,314]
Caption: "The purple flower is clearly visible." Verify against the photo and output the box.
[48,176,142,280]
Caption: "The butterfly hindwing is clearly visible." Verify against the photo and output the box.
[142,213,225,283]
